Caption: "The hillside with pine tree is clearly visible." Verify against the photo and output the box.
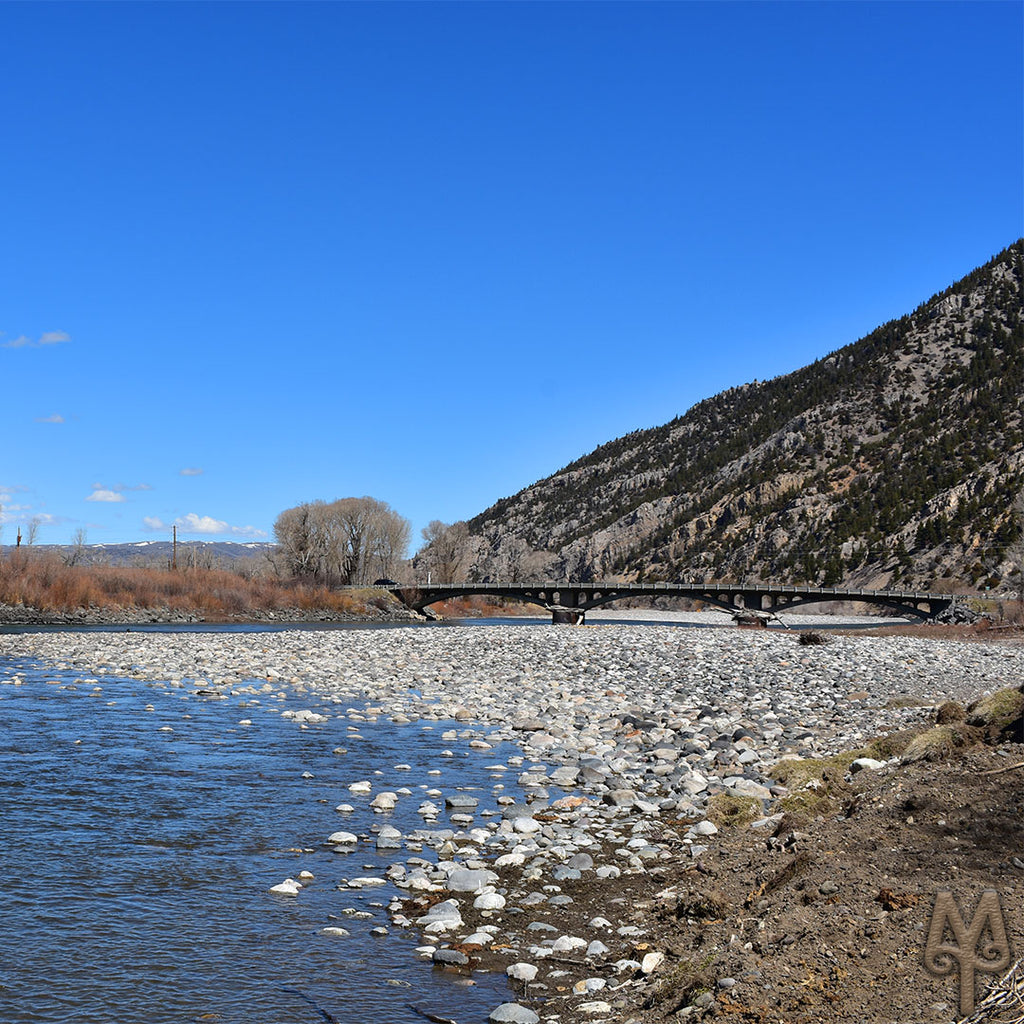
[464,241,1023,593]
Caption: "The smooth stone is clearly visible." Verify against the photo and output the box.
[474,892,506,910]
[507,962,539,983]
[446,795,480,809]
[728,778,772,799]
[641,951,666,973]
[447,867,498,892]
[433,948,470,966]
[489,1005,540,1024]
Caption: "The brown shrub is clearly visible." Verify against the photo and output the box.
[0,559,387,619]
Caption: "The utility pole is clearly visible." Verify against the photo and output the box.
[172,525,178,570]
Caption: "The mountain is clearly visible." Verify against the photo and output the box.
[466,241,1023,592]
[0,541,274,569]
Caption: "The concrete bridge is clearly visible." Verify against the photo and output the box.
[374,581,957,624]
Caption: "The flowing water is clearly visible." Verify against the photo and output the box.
[0,637,526,1024]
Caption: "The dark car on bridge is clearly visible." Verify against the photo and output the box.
[373,578,398,587]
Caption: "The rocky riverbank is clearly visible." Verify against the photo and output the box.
[0,600,421,627]
[2,624,1021,1023]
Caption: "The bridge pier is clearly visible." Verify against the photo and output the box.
[551,605,584,625]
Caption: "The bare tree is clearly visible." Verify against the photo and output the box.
[63,528,88,566]
[274,497,411,585]
[26,516,41,546]
[368,502,410,580]
[420,520,472,583]
[274,502,327,579]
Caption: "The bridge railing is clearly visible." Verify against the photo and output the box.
[355,580,958,602]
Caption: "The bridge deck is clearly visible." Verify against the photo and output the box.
[352,581,959,623]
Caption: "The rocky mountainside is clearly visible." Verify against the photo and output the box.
[467,241,1023,592]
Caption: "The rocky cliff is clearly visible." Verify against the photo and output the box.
[466,241,1023,592]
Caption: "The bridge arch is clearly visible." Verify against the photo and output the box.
[380,581,955,624]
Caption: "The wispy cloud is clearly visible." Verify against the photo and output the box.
[0,484,29,508]
[143,516,167,532]
[2,330,71,349]
[86,482,150,502]
[39,331,71,346]
[35,414,65,424]
[179,467,203,476]
[0,485,35,525]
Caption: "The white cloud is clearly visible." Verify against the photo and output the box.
[35,414,65,424]
[86,489,126,503]
[2,330,71,349]
[174,512,267,538]
[175,512,228,534]
[179,467,204,476]
[143,516,167,532]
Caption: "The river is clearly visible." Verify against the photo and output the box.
[0,633,527,1024]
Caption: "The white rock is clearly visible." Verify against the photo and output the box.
[641,951,666,974]
[474,892,506,910]
[327,831,358,845]
[507,962,539,982]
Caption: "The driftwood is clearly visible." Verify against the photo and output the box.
[979,760,1024,776]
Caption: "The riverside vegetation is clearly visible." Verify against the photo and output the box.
[0,549,411,624]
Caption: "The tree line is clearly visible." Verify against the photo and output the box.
[272,498,487,585]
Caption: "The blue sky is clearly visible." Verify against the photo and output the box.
[2,1,1021,553]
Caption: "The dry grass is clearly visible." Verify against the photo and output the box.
[0,551,384,619]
